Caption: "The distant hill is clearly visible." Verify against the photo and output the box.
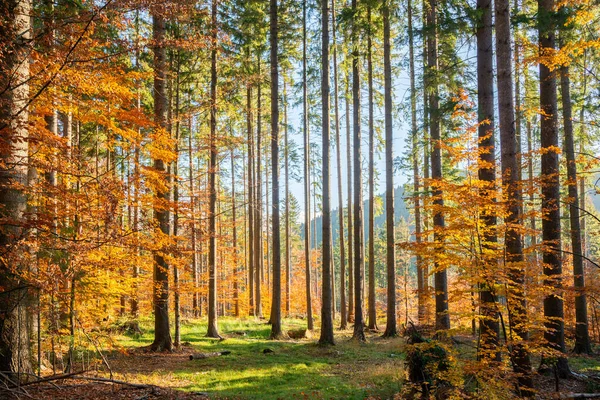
[302,185,411,246]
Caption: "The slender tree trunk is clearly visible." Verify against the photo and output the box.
[150,11,173,352]
[173,61,181,347]
[382,0,397,338]
[319,0,335,345]
[255,54,264,319]
[0,0,33,376]
[270,0,284,339]
[346,75,354,325]
[476,0,500,361]
[408,0,425,326]
[189,107,199,317]
[331,0,346,330]
[421,7,431,323]
[206,0,221,338]
[366,5,377,332]
[351,0,366,342]
[231,149,240,318]
[284,78,291,318]
[538,0,569,377]
[426,0,450,331]
[303,0,314,331]
[560,64,591,354]
[247,80,255,316]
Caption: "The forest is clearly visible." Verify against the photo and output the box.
[1,0,600,398]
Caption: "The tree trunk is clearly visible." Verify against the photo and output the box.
[560,65,591,354]
[366,5,377,332]
[150,11,173,352]
[382,0,397,338]
[476,0,500,361]
[427,0,450,331]
[231,149,240,318]
[351,0,365,342]
[346,75,354,325]
[189,103,199,318]
[269,0,284,339]
[319,0,335,346]
[247,80,255,316]
[284,77,291,318]
[496,0,533,386]
[173,60,181,347]
[206,0,221,339]
[303,0,314,331]
[255,54,264,319]
[538,0,569,377]
[331,0,346,330]
[0,0,33,376]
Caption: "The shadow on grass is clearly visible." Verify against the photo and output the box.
[116,318,405,400]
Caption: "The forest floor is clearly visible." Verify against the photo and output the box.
[10,317,600,399]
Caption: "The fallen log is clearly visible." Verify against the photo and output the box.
[559,394,600,399]
[189,351,231,360]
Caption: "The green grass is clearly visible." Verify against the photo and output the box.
[113,317,406,399]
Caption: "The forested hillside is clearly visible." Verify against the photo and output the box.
[1,0,600,398]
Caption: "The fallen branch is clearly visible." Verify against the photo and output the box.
[77,376,152,388]
[17,370,86,387]
[189,351,231,360]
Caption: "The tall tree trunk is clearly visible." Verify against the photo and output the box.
[331,0,347,330]
[560,64,591,354]
[303,0,314,331]
[426,0,450,331]
[538,0,569,377]
[173,61,181,347]
[0,0,33,376]
[476,0,500,361]
[496,0,533,387]
[366,5,377,332]
[189,105,199,318]
[409,0,425,326]
[319,0,335,346]
[284,77,291,318]
[206,0,221,338]
[382,0,397,338]
[150,11,173,352]
[247,80,255,316]
[270,0,284,339]
[351,0,366,342]
[346,74,354,326]
[255,54,264,319]
[231,149,240,318]
[421,6,431,323]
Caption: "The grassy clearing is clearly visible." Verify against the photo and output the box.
[112,317,406,399]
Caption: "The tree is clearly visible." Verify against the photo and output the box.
[0,0,33,376]
[475,0,499,361]
[382,0,397,338]
[269,0,284,339]
[560,63,591,355]
[331,0,347,331]
[495,0,533,387]
[366,4,378,333]
[538,0,569,378]
[303,0,314,331]
[150,10,173,352]
[351,0,366,342]
[426,0,450,331]
[319,0,335,346]
[206,0,221,339]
